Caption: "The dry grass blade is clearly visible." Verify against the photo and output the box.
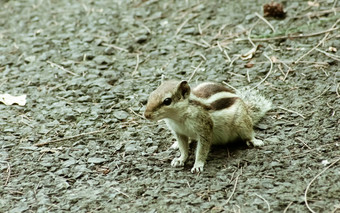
[34,130,106,147]
[113,188,130,198]
[282,142,339,159]
[295,7,340,19]
[177,37,209,48]
[278,106,306,119]
[283,202,293,213]
[175,15,197,36]
[217,41,231,62]
[225,174,240,205]
[304,157,340,213]
[188,61,203,82]
[306,86,331,103]
[295,19,340,64]
[255,12,275,33]
[251,53,273,90]
[254,193,271,212]
[234,27,338,42]
[47,61,79,76]
[2,161,11,186]
[222,81,239,92]
[129,107,145,119]
[315,48,340,61]
[131,54,140,76]
[102,43,128,52]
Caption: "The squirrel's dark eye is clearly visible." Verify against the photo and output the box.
[163,98,172,106]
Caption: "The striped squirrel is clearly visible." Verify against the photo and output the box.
[144,80,272,173]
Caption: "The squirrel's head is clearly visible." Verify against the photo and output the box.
[144,80,191,121]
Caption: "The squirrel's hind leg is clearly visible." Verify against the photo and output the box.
[234,107,265,147]
[237,123,264,147]
[246,137,264,147]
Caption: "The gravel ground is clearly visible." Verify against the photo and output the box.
[1,0,339,212]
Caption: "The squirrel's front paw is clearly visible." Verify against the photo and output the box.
[191,161,204,173]
[171,158,185,167]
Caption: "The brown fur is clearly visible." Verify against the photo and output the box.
[189,97,238,111]
[189,100,212,110]
[210,97,238,110]
[193,83,234,98]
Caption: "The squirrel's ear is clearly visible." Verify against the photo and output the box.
[177,80,191,98]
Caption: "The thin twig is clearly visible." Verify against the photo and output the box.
[331,205,340,213]
[175,15,196,36]
[281,60,293,81]
[129,107,145,119]
[223,50,231,62]
[295,19,340,64]
[177,37,209,48]
[113,188,130,198]
[188,61,203,82]
[200,39,211,48]
[283,142,339,159]
[229,55,240,67]
[240,60,329,66]
[250,53,272,90]
[306,86,331,103]
[234,27,338,42]
[140,23,152,34]
[304,157,340,213]
[47,61,79,76]
[213,24,228,39]
[247,22,257,48]
[296,138,312,150]
[102,43,128,52]
[186,180,191,188]
[198,23,202,35]
[315,48,340,61]
[229,169,236,183]
[131,54,140,76]
[198,53,207,61]
[5,162,11,186]
[296,7,340,18]
[34,130,105,147]
[255,193,271,212]
[246,70,251,83]
[225,174,240,205]
[283,202,293,213]
[217,41,223,52]
[222,81,239,92]
[278,106,306,119]
[255,12,275,33]
[217,41,231,62]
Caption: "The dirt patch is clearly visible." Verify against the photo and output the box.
[1,0,339,212]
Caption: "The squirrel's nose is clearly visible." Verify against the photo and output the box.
[144,111,151,119]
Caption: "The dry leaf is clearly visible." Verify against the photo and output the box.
[263,2,286,18]
[245,63,254,68]
[270,56,279,63]
[241,45,259,61]
[308,1,320,7]
[0,94,27,106]
[329,46,337,52]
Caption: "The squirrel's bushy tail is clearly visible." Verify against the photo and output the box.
[237,88,272,124]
